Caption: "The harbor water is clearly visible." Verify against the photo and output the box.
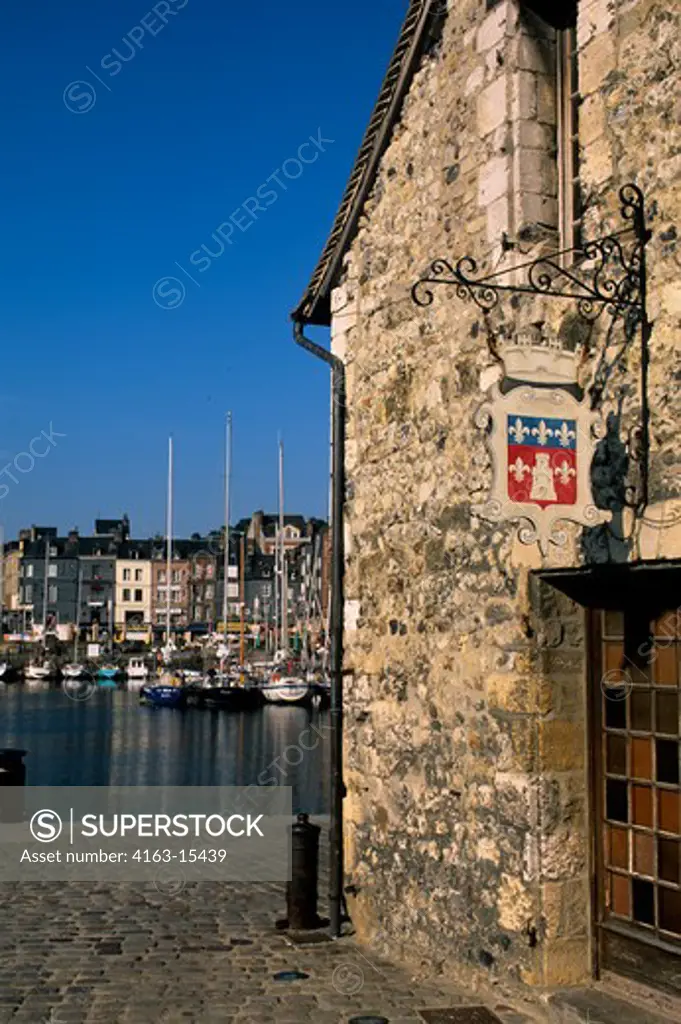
[0,684,330,814]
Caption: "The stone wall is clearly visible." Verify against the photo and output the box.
[331,0,681,992]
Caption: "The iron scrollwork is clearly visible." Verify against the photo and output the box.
[410,183,652,511]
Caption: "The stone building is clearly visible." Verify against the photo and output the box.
[293,0,681,1003]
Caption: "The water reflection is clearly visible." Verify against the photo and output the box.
[0,687,330,814]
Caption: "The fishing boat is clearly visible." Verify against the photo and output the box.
[25,662,53,681]
[260,671,312,705]
[63,663,88,680]
[140,672,187,709]
[126,657,149,680]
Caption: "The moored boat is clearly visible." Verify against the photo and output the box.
[63,663,88,680]
[24,662,54,681]
[140,672,187,709]
[126,657,149,680]
[97,664,121,681]
[260,673,312,706]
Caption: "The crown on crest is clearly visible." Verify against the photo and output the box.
[500,323,579,386]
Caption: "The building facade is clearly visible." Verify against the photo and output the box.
[115,542,152,638]
[294,0,681,1001]
[150,553,191,631]
[19,527,79,632]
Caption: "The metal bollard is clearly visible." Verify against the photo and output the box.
[286,813,321,930]
[0,749,26,823]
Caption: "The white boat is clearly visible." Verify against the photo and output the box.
[25,663,53,681]
[127,657,149,680]
[63,663,88,680]
[260,673,311,705]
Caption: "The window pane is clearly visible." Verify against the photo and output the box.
[657,740,680,785]
[631,690,652,731]
[632,878,655,925]
[604,611,624,638]
[656,692,679,735]
[634,832,655,877]
[659,790,680,834]
[607,779,629,823]
[632,785,652,827]
[607,826,629,869]
[605,695,627,729]
[654,644,677,686]
[611,873,630,917]
[659,887,681,936]
[631,738,653,780]
[659,839,680,884]
[607,735,627,775]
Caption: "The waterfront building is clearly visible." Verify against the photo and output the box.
[189,546,218,632]
[114,541,153,641]
[150,547,191,634]
[3,541,23,618]
[19,527,79,633]
[292,0,681,999]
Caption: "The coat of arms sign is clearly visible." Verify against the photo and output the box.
[473,341,611,552]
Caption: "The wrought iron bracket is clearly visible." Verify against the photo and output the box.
[411,183,652,511]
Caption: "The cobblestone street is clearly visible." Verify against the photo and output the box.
[0,876,545,1024]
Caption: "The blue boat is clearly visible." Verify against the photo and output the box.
[140,676,187,709]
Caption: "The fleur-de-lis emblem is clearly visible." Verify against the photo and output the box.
[531,420,553,446]
[555,421,576,447]
[509,457,531,482]
[508,417,529,444]
[554,460,576,485]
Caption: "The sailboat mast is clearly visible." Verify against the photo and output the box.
[74,566,82,661]
[239,532,245,673]
[222,413,232,637]
[166,436,173,648]
[278,438,286,654]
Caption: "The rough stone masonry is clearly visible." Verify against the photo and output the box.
[324,0,681,995]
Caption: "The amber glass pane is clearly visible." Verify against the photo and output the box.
[632,786,653,827]
[605,611,624,638]
[631,738,653,780]
[607,779,629,823]
[653,611,679,639]
[631,690,652,731]
[654,644,678,686]
[659,790,680,834]
[605,695,627,730]
[657,740,680,785]
[632,878,655,925]
[605,641,625,672]
[611,873,630,917]
[657,692,680,735]
[659,839,680,884]
[634,832,655,877]
[607,735,627,776]
[608,826,629,869]
[659,887,681,935]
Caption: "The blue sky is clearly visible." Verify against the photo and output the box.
[0,0,408,539]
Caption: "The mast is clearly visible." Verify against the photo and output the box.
[278,438,286,654]
[166,436,173,648]
[222,413,232,639]
[74,566,82,662]
[239,532,245,678]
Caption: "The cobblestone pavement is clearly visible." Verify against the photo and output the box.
[0,878,546,1024]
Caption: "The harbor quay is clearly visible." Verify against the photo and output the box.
[0,852,549,1024]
